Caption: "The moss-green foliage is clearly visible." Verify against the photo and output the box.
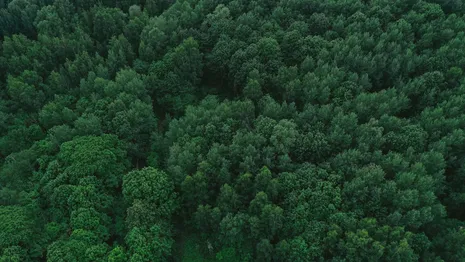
[1,0,465,260]
[0,206,34,249]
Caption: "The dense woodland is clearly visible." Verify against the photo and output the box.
[1,0,465,261]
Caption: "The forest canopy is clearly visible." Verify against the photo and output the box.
[1,0,465,261]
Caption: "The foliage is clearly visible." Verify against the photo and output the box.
[1,0,465,260]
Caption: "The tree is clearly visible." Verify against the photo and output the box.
[0,0,39,38]
[146,37,203,114]
[256,239,273,262]
[0,206,34,249]
[92,7,127,44]
[7,70,45,112]
[58,135,128,187]
[0,246,28,262]
[123,167,176,211]
[181,171,208,213]
[217,184,241,214]
[107,246,128,262]
[39,95,77,129]
[123,167,177,232]
[125,224,174,262]
[107,35,135,78]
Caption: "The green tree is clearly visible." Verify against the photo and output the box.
[0,206,34,249]
[92,7,127,44]
[125,224,174,262]
[123,167,177,217]
[146,37,203,114]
